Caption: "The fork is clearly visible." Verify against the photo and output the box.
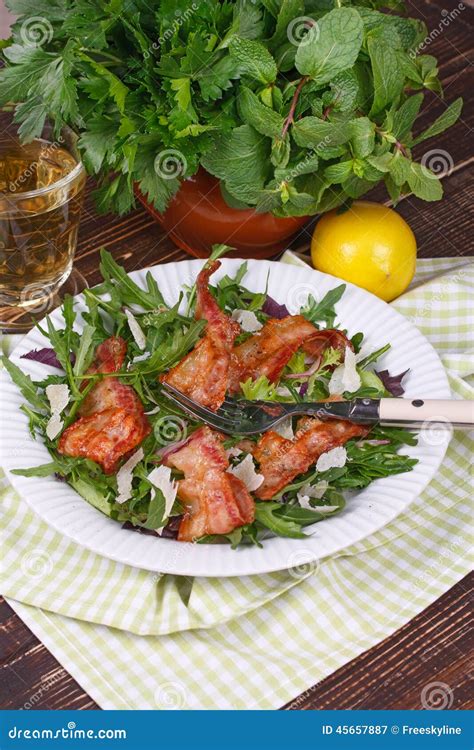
[160,383,474,436]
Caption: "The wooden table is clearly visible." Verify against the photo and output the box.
[1,0,473,711]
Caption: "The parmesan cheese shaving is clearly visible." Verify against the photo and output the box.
[298,496,340,512]
[298,481,329,501]
[115,448,144,504]
[45,384,70,440]
[145,405,160,415]
[46,413,63,441]
[226,446,243,459]
[231,309,263,333]
[147,465,178,531]
[125,309,147,350]
[316,446,347,473]
[274,417,295,441]
[328,346,361,395]
[227,454,264,492]
[297,481,330,509]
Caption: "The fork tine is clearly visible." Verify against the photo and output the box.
[160,383,237,429]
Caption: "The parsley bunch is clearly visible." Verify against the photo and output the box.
[0,0,462,216]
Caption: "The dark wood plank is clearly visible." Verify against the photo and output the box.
[284,573,473,710]
[0,599,98,711]
[1,0,472,713]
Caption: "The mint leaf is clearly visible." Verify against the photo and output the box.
[295,8,363,86]
[238,86,284,138]
[292,116,351,151]
[411,98,463,146]
[368,37,405,116]
[385,173,402,204]
[229,37,277,84]
[392,93,424,140]
[269,0,305,48]
[326,69,360,113]
[407,162,443,201]
[350,117,375,158]
[324,160,353,184]
[201,124,270,204]
[388,151,412,186]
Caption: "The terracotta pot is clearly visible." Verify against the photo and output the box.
[135,168,309,259]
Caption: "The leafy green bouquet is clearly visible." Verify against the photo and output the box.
[0,0,462,217]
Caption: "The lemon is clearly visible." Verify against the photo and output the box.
[310,201,417,302]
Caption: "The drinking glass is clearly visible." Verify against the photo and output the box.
[0,119,86,332]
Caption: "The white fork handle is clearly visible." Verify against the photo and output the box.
[379,399,474,429]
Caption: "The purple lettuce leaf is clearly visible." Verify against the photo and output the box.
[262,295,289,319]
[299,382,308,397]
[20,347,76,370]
[376,368,410,397]
[21,348,63,369]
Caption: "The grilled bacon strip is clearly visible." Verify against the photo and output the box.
[253,417,369,500]
[302,329,353,368]
[164,426,255,542]
[228,314,317,393]
[160,261,239,411]
[58,337,150,474]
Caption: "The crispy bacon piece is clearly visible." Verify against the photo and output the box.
[302,329,353,368]
[228,314,317,394]
[253,417,369,500]
[86,336,127,376]
[58,408,150,474]
[164,426,255,542]
[161,261,239,410]
[58,336,150,474]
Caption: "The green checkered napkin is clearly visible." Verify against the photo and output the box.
[1,255,472,709]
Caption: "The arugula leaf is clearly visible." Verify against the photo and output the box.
[70,327,96,383]
[357,343,391,369]
[254,502,307,539]
[99,249,166,310]
[142,488,167,530]
[11,462,58,477]
[132,320,206,374]
[1,355,47,411]
[301,284,346,328]
[295,8,364,86]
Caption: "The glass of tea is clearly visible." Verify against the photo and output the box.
[0,124,86,332]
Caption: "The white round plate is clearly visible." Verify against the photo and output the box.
[1,259,450,576]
